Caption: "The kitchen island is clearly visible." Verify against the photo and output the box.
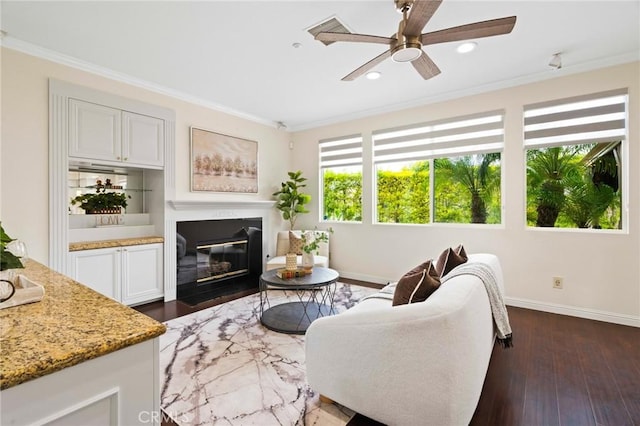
[0,259,166,425]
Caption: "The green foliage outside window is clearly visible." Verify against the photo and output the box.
[321,144,619,229]
[322,169,362,221]
[376,163,430,224]
[526,144,621,229]
[435,154,501,224]
[376,156,501,225]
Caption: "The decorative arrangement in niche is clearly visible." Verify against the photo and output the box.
[190,127,258,193]
[70,185,130,215]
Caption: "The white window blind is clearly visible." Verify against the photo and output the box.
[373,111,504,164]
[319,134,363,169]
[524,89,627,149]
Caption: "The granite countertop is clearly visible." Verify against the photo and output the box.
[0,260,166,390]
[69,236,164,251]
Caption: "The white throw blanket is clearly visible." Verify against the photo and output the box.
[442,262,513,348]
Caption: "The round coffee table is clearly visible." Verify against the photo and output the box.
[259,267,339,334]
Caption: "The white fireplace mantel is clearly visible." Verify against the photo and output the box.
[164,199,278,302]
[169,200,276,210]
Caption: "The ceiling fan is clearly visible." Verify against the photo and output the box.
[315,0,517,81]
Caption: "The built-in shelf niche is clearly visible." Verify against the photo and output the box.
[68,169,147,215]
[66,167,164,243]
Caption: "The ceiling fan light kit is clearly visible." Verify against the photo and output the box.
[391,43,422,62]
[315,0,517,81]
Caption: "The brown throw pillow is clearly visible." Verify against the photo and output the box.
[392,260,441,306]
[435,244,468,278]
[288,231,304,255]
[404,259,432,276]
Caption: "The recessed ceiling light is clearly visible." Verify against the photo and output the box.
[366,71,382,80]
[456,42,477,54]
[292,42,302,49]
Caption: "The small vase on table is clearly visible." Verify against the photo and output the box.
[301,251,314,272]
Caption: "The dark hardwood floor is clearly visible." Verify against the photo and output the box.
[471,306,640,426]
[134,283,640,426]
[134,278,382,323]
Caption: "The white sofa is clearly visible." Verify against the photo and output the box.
[305,253,503,426]
[266,230,329,271]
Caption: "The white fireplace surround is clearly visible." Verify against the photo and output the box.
[165,200,276,301]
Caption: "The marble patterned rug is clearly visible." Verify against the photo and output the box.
[160,283,378,425]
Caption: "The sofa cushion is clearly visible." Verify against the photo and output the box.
[435,244,468,278]
[288,231,304,255]
[392,260,440,306]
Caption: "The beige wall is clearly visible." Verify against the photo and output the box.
[291,62,640,324]
[1,45,638,324]
[0,47,291,264]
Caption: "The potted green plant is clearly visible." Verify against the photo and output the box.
[1,223,25,271]
[272,171,311,230]
[301,227,333,255]
[71,188,131,214]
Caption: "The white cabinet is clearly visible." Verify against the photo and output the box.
[68,246,121,301]
[1,339,161,426]
[69,99,164,168]
[122,111,165,167]
[121,243,164,305]
[69,99,121,162]
[68,243,163,305]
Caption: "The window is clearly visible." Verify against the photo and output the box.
[373,111,504,224]
[524,89,626,229]
[319,134,363,222]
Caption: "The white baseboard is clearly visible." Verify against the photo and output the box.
[338,270,640,328]
[505,297,640,328]
[336,270,390,286]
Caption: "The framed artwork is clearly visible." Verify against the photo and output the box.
[190,127,258,193]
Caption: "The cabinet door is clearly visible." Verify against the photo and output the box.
[68,248,121,301]
[122,111,164,168]
[121,243,163,305]
[69,99,122,162]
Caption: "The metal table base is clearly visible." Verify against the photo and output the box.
[259,267,339,334]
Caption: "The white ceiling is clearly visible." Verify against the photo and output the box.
[2,1,639,131]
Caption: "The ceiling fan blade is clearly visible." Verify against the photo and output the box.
[316,32,394,45]
[412,52,441,80]
[403,0,443,36]
[342,50,393,81]
[421,16,517,45]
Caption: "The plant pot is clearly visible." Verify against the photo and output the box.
[86,207,122,215]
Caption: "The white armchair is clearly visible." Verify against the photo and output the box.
[265,230,329,271]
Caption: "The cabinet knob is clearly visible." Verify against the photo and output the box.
[123,157,128,161]
[116,156,121,160]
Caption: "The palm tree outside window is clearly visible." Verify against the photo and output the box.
[524,90,626,230]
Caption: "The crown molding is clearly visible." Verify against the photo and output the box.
[289,51,639,132]
[3,36,637,133]
[1,36,278,128]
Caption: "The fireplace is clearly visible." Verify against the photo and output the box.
[176,218,262,305]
